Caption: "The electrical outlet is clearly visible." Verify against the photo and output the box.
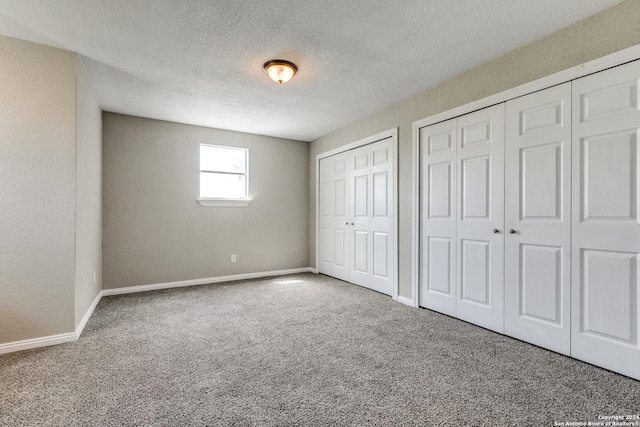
[231,254,237,263]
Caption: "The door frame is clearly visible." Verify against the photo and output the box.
[315,128,399,301]
[412,44,640,308]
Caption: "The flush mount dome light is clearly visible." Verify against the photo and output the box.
[263,59,298,84]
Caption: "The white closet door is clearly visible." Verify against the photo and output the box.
[318,156,334,275]
[456,104,505,333]
[505,83,572,354]
[571,60,640,380]
[350,144,372,288]
[369,138,394,296]
[419,118,457,316]
[318,152,350,281]
[332,152,351,281]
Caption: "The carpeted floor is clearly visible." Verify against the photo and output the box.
[1,273,639,426]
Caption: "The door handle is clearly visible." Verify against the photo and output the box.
[493,229,500,234]
[509,229,517,234]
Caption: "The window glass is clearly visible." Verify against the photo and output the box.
[199,145,248,199]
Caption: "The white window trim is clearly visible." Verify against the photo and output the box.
[198,144,250,207]
[197,198,251,207]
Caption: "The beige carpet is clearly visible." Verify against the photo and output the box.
[1,273,639,426]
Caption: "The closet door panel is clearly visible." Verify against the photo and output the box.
[572,59,640,380]
[332,153,351,281]
[456,105,505,333]
[350,145,371,288]
[318,157,334,275]
[420,119,457,315]
[505,83,572,355]
[370,138,394,295]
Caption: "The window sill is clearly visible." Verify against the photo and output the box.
[197,198,252,207]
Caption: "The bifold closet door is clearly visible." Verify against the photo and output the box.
[419,118,457,316]
[318,137,394,296]
[318,152,350,281]
[456,104,505,333]
[350,144,372,288]
[349,139,394,295]
[368,138,394,295]
[504,83,572,355]
[571,59,640,380]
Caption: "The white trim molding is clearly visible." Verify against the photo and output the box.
[197,198,251,207]
[397,295,417,308]
[0,332,77,355]
[75,291,103,337]
[411,45,640,312]
[101,267,315,296]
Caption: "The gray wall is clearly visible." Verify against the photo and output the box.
[0,36,77,343]
[74,58,102,327]
[309,0,640,300]
[102,113,309,289]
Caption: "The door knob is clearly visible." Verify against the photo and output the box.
[351,222,354,226]
[346,222,349,225]
[509,229,517,234]
[493,229,500,234]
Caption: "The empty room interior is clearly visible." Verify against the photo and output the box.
[2,1,640,425]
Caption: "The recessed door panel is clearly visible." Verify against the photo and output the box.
[581,80,640,122]
[428,162,452,219]
[521,143,562,220]
[460,239,490,305]
[334,179,346,217]
[505,82,571,355]
[581,249,637,344]
[353,231,369,274]
[334,229,347,269]
[373,232,388,279]
[520,245,562,325]
[373,172,388,217]
[321,228,332,265]
[428,131,453,154]
[582,130,637,221]
[520,101,563,134]
[428,237,452,295]
[354,175,368,218]
[461,155,490,220]
[461,121,491,147]
[572,59,640,380]
[373,147,388,165]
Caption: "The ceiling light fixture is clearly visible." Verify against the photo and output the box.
[263,59,298,84]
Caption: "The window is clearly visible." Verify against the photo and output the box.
[198,144,250,206]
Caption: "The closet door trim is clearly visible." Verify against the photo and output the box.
[315,128,399,301]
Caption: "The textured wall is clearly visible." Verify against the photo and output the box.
[0,36,77,343]
[102,113,309,289]
[74,57,102,327]
[308,0,640,300]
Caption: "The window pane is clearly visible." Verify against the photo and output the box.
[200,145,246,173]
[200,172,246,199]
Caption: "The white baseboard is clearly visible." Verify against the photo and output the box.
[308,268,319,274]
[0,332,77,355]
[398,295,418,308]
[0,267,316,355]
[101,267,314,296]
[75,291,102,337]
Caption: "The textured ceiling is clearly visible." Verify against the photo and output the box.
[0,0,624,141]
